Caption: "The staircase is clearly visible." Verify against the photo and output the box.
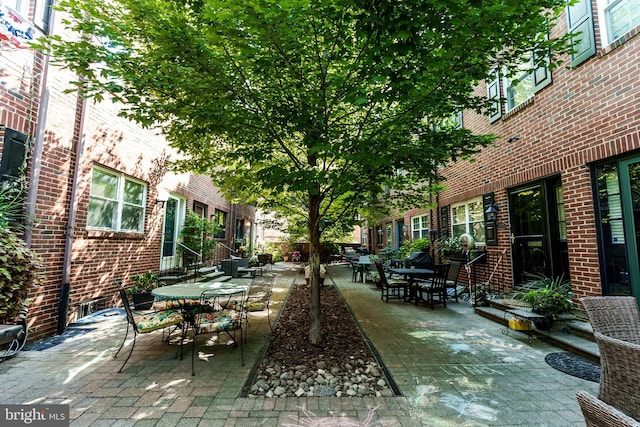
[159,266,233,286]
[475,298,600,363]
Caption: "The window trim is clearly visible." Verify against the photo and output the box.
[451,197,486,245]
[411,214,429,240]
[87,166,147,233]
[598,0,640,45]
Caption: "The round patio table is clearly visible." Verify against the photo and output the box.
[152,282,249,300]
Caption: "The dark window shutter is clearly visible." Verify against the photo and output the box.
[567,0,596,67]
[440,206,450,238]
[483,192,498,246]
[486,72,502,123]
[532,53,552,93]
[0,129,29,181]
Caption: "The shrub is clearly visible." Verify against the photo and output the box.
[0,228,42,323]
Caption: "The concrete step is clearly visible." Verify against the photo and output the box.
[475,302,600,363]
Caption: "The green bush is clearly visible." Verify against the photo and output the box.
[179,211,219,264]
[399,237,430,258]
[0,228,42,323]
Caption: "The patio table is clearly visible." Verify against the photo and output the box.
[388,267,434,302]
[152,282,249,301]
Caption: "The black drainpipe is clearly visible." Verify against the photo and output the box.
[58,93,88,335]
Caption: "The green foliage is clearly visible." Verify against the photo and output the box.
[379,246,396,260]
[42,0,572,252]
[0,184,41,323]
[399,238,430,258]
[126,270,159,294]
[436,236,463,259]
[515,274,572,317]
[179,212,219,264]
[0,228,42,323]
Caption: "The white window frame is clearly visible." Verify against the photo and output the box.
[451,197,485,245]
[411,214,429,240]
[3,0,28,16]
[88,166,147,232]
[597,0,640,45]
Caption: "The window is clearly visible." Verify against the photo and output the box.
[503,54,551,113]
[451,198,485,244]
[213,210,227,239]
[487,52,551,120]
[2,0,28,16]
[598,0,640,44]
[386,223,392,247]
[361,230,367,247]
[88,167,146,232]
[411,214,429,239]
[33,0,53,33]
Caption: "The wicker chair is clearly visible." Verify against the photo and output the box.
[592,331,640,421]
[576,391,640,427]
[580,296,640,343]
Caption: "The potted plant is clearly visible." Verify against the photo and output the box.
[437,236,465,261]
[515,273,572,329]
[126,270,159,310]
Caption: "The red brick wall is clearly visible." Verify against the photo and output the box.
[438,14,640,298]
[1,7,255,341]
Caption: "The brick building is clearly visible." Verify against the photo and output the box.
[368,0,640,301]
[1,0,255,341]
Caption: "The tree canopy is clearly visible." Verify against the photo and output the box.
[42,0,571,343]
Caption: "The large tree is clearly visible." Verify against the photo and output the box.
[43,0,570,344]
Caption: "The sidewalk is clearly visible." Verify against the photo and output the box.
[0,263,598,426]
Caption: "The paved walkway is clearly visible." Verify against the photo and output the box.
[0,263,598,426]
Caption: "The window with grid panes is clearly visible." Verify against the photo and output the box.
[598,0,640,44]
[451,198,485,244]
[88,167,146,232]
[411,214,429,239]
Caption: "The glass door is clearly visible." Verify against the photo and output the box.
[596,157,640,297]
[509,177,569,286]
[160,196,185,271]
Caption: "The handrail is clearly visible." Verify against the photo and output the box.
[177,242,201,258]
[465,251,486,267]
[217,241,236,254]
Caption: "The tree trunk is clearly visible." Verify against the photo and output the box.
[308,191,322,345]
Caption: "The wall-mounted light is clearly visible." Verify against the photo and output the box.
[507,135,520,143]
[402,225,408,233]
[156,188,170,207]
[485,203,499,222]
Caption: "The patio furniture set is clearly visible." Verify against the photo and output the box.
[352,254,462,309]
[115,280,271,376]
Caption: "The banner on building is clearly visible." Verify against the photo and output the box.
[0,2,41,49]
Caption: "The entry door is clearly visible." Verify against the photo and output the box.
[597,158,640,297]
[161,196,185,270]
[509,177,569,285]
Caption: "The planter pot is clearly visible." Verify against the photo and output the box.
[131,292,154,310]
[509,318,532,331]
[533,316,553,330]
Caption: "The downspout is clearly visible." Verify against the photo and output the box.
[57,95,88,335]
[24,4,56,246]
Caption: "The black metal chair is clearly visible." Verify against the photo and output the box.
[114,289,183,372]
[375,261,408,303]
[415,263,450,309]
[445,261,463,302]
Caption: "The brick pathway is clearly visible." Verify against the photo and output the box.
[0,263,598,426]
